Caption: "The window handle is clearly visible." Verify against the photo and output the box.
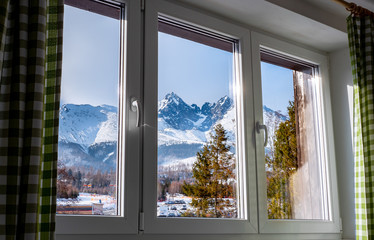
[131,98,142,127]
[256,122,268,147]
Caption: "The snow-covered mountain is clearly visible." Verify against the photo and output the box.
[59,104,117,146]
[58,93,287,170]
[157,93,235,165]
[158,92,232,132]
[58,104,118,171]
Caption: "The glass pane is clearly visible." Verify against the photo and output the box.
[57,3,121,215]
[157,21,239,218]
[261,60,327,220]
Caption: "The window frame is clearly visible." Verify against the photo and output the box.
[142,0,258,234]
[55,0,141,235]
[251,31,341,234]
[54,0,342,238]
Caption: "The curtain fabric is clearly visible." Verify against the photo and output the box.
[0,0,63,239]
[348,15,374,239]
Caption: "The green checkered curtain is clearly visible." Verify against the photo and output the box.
[348,14,374,239]
[0,0,63,239]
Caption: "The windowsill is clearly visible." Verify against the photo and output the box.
[55,233,342,240]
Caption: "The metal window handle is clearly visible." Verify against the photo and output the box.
[131,98,142,127]
[256,122,268,147]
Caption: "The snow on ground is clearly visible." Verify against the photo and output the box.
[57,192,116,215]
[157,194,193,217]
[157,193,236,218]
[58,193,235,217]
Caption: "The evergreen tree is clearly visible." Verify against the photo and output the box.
[266,101,298,219]
[182,124,236,218]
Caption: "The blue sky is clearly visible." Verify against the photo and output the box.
[261,62,294,115]
[61,5,120,107]
[61,5,293,115]
[159,32,293,114]
[158,32,233,106]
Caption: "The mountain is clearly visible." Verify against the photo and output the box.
[158,92,232,131]
[263,105,288,122]
[58,94,287,171]
[158,92,202,131]
[58,104,118,171]
[59,104,117,146]
[157,93,234,165]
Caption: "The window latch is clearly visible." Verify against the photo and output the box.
[256,122,268,147]
[131,98,142,127]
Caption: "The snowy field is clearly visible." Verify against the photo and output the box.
[157,193,237,218]
[57,192,235,217]
[157,194,193,217]
[57,192,116,215]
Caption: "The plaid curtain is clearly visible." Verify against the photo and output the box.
[348,14,374,239]
[0,1,63,239]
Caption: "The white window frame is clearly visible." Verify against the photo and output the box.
[55,0,141,235]
[251,31,341,235]
[54,0,342,238]
[142,0,258,234]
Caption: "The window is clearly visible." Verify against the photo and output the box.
[251,32,340,234]
[56,0,340,238]
[157,17,240,219]
[58,0,121,216]
[261,50,329,221]
[56,0,141,235]
[142,0,256,234]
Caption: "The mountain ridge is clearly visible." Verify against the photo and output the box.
[58,93,286,169]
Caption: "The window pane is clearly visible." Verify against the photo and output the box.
[57,3,121,216]
[157,19,240,219]
[261,58,328,220]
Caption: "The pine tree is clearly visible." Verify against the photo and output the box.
[266,101,298,219]
[182,124,236,218]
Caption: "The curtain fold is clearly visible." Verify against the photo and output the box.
[348,14,374,239]
[0,0,63,239]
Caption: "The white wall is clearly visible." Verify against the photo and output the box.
[329,47,355,239]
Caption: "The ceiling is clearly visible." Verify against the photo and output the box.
[176,0,374,53]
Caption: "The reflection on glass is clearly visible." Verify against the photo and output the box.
[157,20,239,218]
[57,3,120,216]
[262,60,327,220]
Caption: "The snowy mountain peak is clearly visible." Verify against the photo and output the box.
[218,95,230,105]
[158,93,234,131]
[191,104,200,113]
[263,105,288,122]
[59,104,118,146]
[159,92,186,110]
[201,102,214,115]
[165,92,181,101]
[158,93,200,130]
